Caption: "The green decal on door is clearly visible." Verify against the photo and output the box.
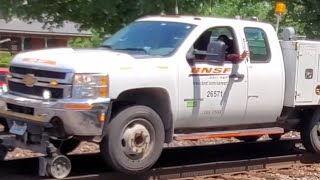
[184,98,203,108]
[186,100,197,108]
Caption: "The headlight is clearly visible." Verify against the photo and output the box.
[2,84,8,93]
[0,84,8,95]
[72,74,109,99]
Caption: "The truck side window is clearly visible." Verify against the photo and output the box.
[190,26,238,61]
[244,27,270,62]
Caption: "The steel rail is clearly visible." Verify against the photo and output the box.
[1,137,319,180]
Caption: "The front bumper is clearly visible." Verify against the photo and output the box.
[0,93,110,136]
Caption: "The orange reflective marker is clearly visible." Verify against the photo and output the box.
[101,76,108,86]
[100,88,108,97]
[50,81,58,86]
[99,112,106,122]
[64,104,92,110]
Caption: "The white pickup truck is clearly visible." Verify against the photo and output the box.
[0,15,319,178]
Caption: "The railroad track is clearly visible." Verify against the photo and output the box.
[0,138,319,180]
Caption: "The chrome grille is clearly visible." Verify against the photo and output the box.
[8,66,73,99]
[9,81,64,99]
[10,66,66,79]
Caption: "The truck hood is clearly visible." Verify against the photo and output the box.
[10,48,135,73]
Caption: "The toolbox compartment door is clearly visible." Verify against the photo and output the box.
[295,47,316,103]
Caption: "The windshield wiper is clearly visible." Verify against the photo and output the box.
[100,45,113,49]
[113,47,148,54]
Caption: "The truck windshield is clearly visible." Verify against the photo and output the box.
[101,21,195,56]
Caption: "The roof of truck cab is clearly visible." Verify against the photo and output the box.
[136,15,273,27]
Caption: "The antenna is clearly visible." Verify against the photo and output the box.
[175,0,179,15]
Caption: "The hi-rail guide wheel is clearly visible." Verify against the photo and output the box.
[38,140,72,179]
[47,155,72,179]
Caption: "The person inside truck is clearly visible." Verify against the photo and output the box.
[217,35,234,54]
[216,34,249,63]
[191,30,249,63]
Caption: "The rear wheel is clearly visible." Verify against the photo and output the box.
[100,105,165,174]
[301,109,320,153]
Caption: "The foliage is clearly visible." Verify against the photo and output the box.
[68,29,105,48]
[0,51,12,67]
[1,0,320,41]
[196,0,310,38]
[198,0,273,21]
[280,0,320,39]
[0,0,200,34]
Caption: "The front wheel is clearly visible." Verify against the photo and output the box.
[100,105,165,174]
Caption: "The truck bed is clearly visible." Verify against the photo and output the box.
[281,40,320,107]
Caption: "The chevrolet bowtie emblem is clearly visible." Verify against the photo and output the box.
[22,74,37,87]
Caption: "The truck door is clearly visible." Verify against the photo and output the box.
[243,27,284,123]
[176,26,248,129]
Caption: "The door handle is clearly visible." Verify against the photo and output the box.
[229,73,244,81]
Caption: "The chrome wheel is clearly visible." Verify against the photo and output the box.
[100,105,165,174]
[121,119,154,161]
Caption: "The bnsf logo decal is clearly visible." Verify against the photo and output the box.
[22,58,56,65]
[190,67,231,76]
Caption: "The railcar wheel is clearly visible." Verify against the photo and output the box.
[47,155,72,179]
[236,135,261,142]
[301,109,320,153]
[100,105,165,174]
[50,138,81,155]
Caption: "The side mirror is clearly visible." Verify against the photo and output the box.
[206,41,226,64]
[186,52,195,61]
[103,34,111,41]
[192,41,226,64]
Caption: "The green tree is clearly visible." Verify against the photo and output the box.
[0,0,200,34]
[1,0,320,40]
[199,0,272,21]
[281,0,320,39]
[68,29,105,48]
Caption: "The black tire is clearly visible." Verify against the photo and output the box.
[50,138,81,155]
[301,109,320,153]
[0,145,8,160]
[100,105,165,174]
[237,135,261,142]
[269,134,282,141]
